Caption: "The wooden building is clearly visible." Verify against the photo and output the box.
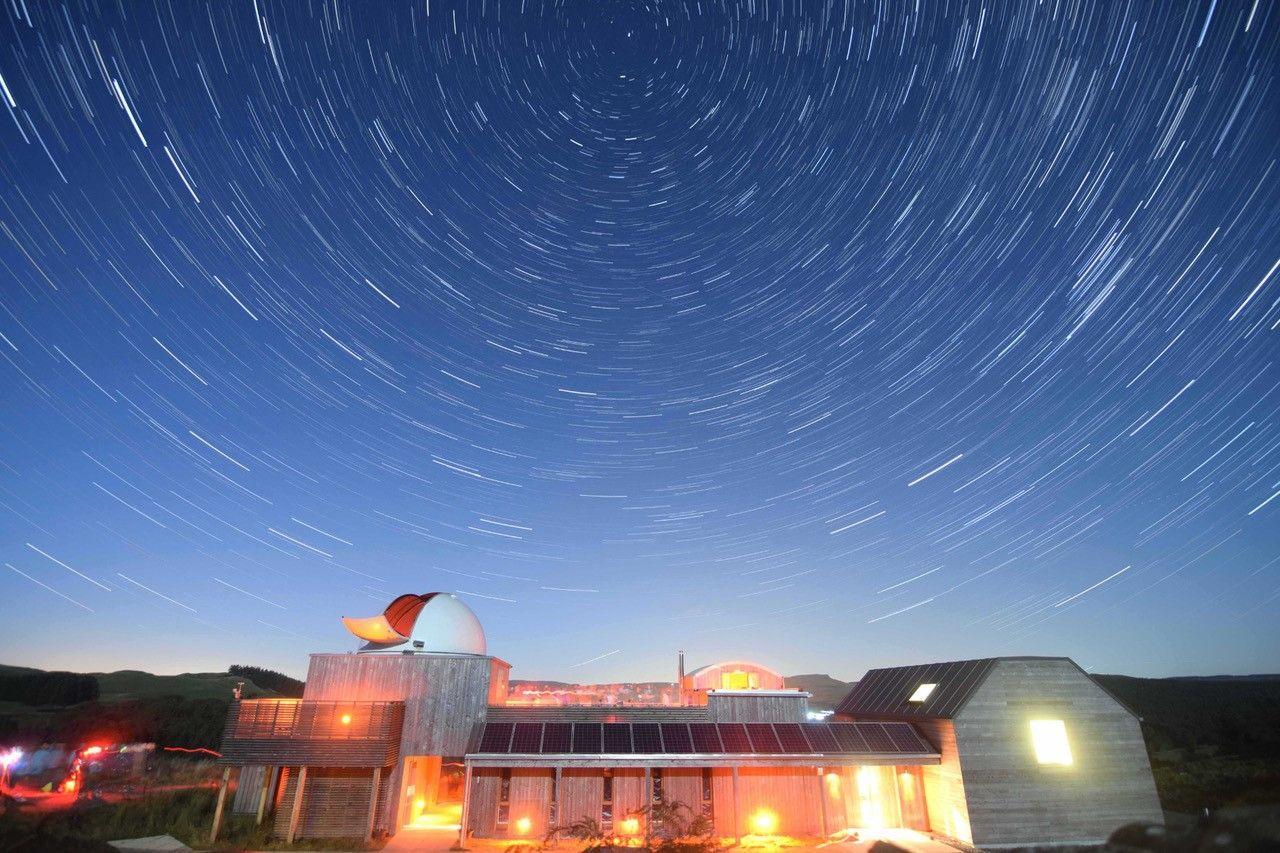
[211,597,1163,848]
[835,656,1164,848]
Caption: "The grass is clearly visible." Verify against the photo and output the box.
[1,789,385,851]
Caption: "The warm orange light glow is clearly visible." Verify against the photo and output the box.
[825,771,842,798]
[415,798,426,811]
[340,713,352,725]
[619,816,641,835]
[855,766,886,829]
[82,746,104,756]
[63,778,77,792]
[515,816,532,834]
[749,808,778,835]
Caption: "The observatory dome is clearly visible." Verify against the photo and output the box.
[342,592,486,655]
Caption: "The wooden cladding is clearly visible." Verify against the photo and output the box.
[219,699,404,767]
[274,766,391,839]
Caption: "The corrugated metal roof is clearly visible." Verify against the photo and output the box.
[835,657,1000,719]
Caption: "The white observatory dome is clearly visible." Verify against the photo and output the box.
[342,592,487,655]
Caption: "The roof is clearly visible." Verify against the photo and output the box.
[685,660,784,679]
[342,591,486,655]
[835,656,1141,721]
[466,719,939,767]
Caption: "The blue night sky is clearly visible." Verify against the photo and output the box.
[1,1,1277,684]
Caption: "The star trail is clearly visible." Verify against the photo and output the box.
[1,0,1277,680]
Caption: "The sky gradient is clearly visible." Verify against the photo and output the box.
[1,0,1278,684]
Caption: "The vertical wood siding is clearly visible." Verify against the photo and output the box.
[953,659,1163,847]
[303,652,508,834]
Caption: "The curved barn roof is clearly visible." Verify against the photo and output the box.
[685,659,784,679]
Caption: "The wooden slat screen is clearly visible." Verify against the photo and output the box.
[220,699,404,767]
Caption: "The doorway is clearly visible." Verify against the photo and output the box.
[400,755,465,830]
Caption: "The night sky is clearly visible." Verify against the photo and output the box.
[1,1,1277,684]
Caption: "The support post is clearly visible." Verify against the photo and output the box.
[454,761,473,850]
[366,766,382,841]
[255,766,273,825]
[549,766,562,840]
[208,766,231,844]
[644,766,652,848]
[731,766,740,846]
[286,766,307,844]
[816,767,829,838]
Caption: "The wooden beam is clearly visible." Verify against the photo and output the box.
[816,767,829,838]
[731,766,740,846]
[366,766,382,841]
[454,761,473,850]
[255,766,272,825]
[208,766,231,844]
[549,766,562,838]
[286,766,307,844]
[643,766,652,848]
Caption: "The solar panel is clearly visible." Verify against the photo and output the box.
[660,723,694,754]
[478,722,514,753]
[511,722,543,753]
[717,723,752,753]
[745,723,784,753]
[773,723,811,753]
[884,722,928,752]
[689,723,722,753]
[631,723,662,754]
[541,722,572,753]
[801,723,839,752]
[858,723,897,753]
[602,723,633,753]
[831,724,871,752]
[572,723,602,754]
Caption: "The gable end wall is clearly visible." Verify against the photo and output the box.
[952,659,1162,847]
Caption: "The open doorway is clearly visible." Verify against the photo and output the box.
[399,756,465,830]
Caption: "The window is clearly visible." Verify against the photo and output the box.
[1030,719,1073,765]
[908,683,937,703]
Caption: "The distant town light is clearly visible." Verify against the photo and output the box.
[1030,719,1073,765]
[908,683,937,703]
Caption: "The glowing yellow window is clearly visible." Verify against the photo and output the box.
[721,670,757,690]
[1030,719,1073,765]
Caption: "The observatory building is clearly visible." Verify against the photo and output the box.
[211,593,1162,848]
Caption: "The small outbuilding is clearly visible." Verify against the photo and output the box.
[835,656,1164,848]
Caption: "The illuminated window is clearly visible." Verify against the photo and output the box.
[721,670,760,690]
[1030,719,1073,765]
[908,683,936,703]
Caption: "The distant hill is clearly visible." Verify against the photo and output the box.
[785,673,855,710]
[0,660,302,701]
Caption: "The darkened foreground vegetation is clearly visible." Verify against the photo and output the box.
[1095,674,1280,813]
[0,787,383,851]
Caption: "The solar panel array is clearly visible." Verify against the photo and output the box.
[473,720,934,756]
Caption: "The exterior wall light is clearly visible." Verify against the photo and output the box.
[619,816,641,835]
[514,816,532,834]
[749,808,778,835]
